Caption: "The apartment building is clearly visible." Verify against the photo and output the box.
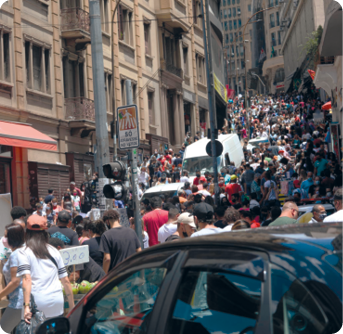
[220,0,253,94]
[261,0,285,94]
[279,0,325,92]
[0,0,210,210]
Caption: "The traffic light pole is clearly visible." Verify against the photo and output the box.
[125,80,143,248]
[89,0,111,211]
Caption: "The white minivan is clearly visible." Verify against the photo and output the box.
[182,134,244,178]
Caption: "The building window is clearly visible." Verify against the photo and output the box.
[25,40,50,93]
[148,92,154,125]
[196,54,205,84]
[62,56,84,98]
[228,8,231,17]
[227,0,230,5]
[269,0,274,6]
[276,12,280,26]
[275,0,279,5]
[121,79,126,105]
[231,59,235,71]
[183,47,189,76]
[100,0,109,33]
[237,7,241,15]
[236,45,239,57]
[271,32,277,48]
[233,20,237,29]
[270,13,275,28]
[241,59,245,69]
[104,72,112,112]
[240,44,243,56]
[118,5,134,46]
[239,31,242,41]
[231,45,234,57]
[232,7,236,17]
[248,4,251,11]
[223,0,226,5]
[228,21,232,30]
[232,0,235,4]
[238,19,241,27]
[237,0,240,3]
[224,9,227,18]
[230,33,233,42]
[225,34,229,44]
[220,10,222,19]
[144,22,151,55]
[278,30,282,45]
[0,30,11,83]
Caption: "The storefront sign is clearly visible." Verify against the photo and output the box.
[183,90,195,103]
[117,105,140,150]
[276,84,284,89]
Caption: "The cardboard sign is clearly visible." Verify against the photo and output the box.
[60,245,89,266]
[117,105,140,149]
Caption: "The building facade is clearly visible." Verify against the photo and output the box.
[0,0,210,210]
[279,0,325,92]
[220,0,253,94]
[261,0,285,94]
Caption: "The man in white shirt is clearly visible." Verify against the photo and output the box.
[324,189,343,223]
[180,170,190,183]
[158,207,180,243]
[191,203,223,237]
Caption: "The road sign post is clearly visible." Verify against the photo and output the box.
[116,80,143,248]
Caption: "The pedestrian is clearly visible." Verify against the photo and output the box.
[48,210,79,246]
[82,219,107,267]
[17,215,74,322]
[10,206,27,221]
[165,212,197,241]
[269,201,299,226]
[44,189,54,204]
[191,203,222,237]
[225,175,242,204]
[158,207,179,243]
[323,189,343,223]
[100,210,141,274]
[142,196,169,246]
[0,223,24,333]
[308,204,327,224]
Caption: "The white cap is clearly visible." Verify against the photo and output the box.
[175,212,197,228]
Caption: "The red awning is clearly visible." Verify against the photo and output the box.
[0,121,57,151]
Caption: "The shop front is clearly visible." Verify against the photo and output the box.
[66,152,94,187]
[0,121,58,210]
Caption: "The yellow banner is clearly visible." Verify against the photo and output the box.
[213,73,227,103]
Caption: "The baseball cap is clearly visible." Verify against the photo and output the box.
[176,213,197,228]
[230,175,238,181]
[193,202,214,222]
[58,210,71,223]
[27,215,48,231]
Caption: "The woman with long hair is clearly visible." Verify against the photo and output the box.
[17,215,74,323]
[0,223,25,333]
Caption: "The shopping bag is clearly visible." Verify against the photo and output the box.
[16,295,47,334]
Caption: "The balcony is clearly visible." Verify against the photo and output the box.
[165,62,183,78]
[156,0,190,32]
[65,97,95,124]
[60,8,91,45]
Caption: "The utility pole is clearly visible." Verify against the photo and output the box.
[200,0,219,205]
[125,80,143,248]
[89,0,111,211]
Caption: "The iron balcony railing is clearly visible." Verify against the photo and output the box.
[65,97,95,122]
[61,8,90,33]
[166,63,182,78]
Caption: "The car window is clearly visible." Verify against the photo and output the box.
[166,270,261,334]
[83,267,167,334]
[271,265,329,334]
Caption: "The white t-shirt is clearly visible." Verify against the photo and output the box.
[16,245,67,318]
[223,224,233,231]
[198,189,211,197]
[249,199,260,209]
[191,227,223,237]
[143,231,149,249]
[323,210,343,223]
[158,223,178,243]
[138,172,150,185]
[180,176,190,183]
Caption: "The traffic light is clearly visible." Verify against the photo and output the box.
[102,161,128,200]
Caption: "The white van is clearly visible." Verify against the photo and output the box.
[141,183,185,202]
[182,134,244,178]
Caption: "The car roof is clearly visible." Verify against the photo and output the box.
[142,223,342,255]
[184,134,236,159]
[143,182,185,194]
[298,204,335,211]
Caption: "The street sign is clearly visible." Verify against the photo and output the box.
[117,104,140,149]
[206,140,223,157]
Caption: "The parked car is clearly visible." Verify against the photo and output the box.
[37,223,342,334]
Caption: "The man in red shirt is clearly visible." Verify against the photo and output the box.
[142,196,168,246]
[193,169,206,186]
[225,175,242,204]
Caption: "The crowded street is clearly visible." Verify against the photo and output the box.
[0,0,342,332]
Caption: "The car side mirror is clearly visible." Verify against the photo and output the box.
[36,317,70,334]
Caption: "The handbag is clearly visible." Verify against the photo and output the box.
[16,294,47,334]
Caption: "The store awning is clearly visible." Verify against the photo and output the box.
[0,121,57,151]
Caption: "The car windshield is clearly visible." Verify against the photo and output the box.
[182,156,222,176]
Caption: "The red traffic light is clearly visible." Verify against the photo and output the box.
[103,161,126,180]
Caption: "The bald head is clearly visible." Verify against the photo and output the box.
[281,202,299,220]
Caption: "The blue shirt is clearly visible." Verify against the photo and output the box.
[314,159,328,176]
[224,174,231,185]
[3,248,24,309]
[300,178,314,198]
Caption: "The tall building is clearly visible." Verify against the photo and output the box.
[279,0,325,92]
[220,0,253,94]
[261,0,285,94]
[0,0,208,209]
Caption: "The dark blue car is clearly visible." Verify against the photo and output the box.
[37,223,342,334]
